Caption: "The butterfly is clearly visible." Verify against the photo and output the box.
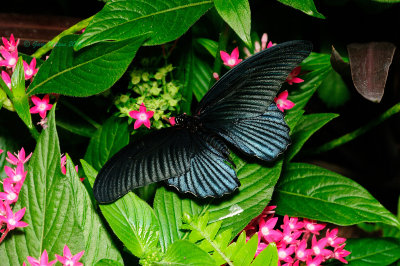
[93,40,313,203]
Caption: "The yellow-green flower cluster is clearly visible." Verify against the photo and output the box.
[115,64,181,129]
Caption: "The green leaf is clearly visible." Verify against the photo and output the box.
[251,243,278,266]
[318,68,351,108]
[191,54,213,101]
[214,0,251,46]
[231,233,258,266]
[332,238,400,266]
[27,34,148,97]
[81,162,160,258]
[0,106,85,265]
[177,45,195,114]
[66,157,123,264]
[94,259,124,266]
[274,163,400,227]
[153,187,202,252]
[196,38,218,58]
[276,0,325,19]
[74,0,213,50]
[84,117,129,171]
[161,240,216,266]
[286,113,338,161]
[56,118,97,138]
[11,57,33,129]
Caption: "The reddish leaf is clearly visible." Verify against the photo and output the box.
[347,42,396,102]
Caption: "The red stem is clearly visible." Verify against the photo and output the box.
[0,228,10,244]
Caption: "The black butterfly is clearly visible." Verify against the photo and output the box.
[93,40,313,203]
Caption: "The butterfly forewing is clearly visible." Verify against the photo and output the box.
[197,41,313,122]
[93,128,194,203]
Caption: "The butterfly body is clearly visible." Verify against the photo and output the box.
[93,40,313,203]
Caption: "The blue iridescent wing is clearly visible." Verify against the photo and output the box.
[209,103,290,161]
[93,128,194,203]
[196,41,312,123]
[166,132,238,198]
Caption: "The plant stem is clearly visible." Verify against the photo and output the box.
[31,15,94,58]
[61,100,100,129]
[208,25,230,88]
[0,228,9,244]
[309,101,400,154]
[29,126,40,141]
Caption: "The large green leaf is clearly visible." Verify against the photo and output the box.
[0,107,85,265]
[66,157,123,264]
[318,67,350,108]
[81,161,160,258]
[274,163,400,227]
[251,243,278,266]
[214,0,251,46]
[27,34,147,97]
[84,117,129,171]
[286,113,338,161]
[160,240,216,265]
[276,0,325,19]
[11,58,33,129]
[191,54,213,101]
[328,238,400,266]
[74,0,213,50]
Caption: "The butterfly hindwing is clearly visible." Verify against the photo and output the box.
[208,103,290,161]
[197,41,312,123]
[93,128,194,203]
[166,131,239,197]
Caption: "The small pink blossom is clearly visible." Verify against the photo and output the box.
[220,47,242,68]
[6,147,32,165]
[27,250,57,266]
[259,217,282,243]
[303,219,326,235]
[169,117,176,126]
[23,58,39,80]
[286,66,304,85]
[333,244,351,264]
[306,255,324,266]
[30,95,53,119]
[129,103,154,129]
[1,71,11,89]
[213,72,219,80]
[4,163,27,184]
[261,33,268,50]
[60,155,79,176]
[295,240,311,261]
[277,245,295,263]
[280,224,302,245]
[0,204,28,230]
[311,235,333,257]
[0,179,21,204]
[1,34,19,52]
[55,245,85,266]
[0,149,3,154]
[281,215,304,231]
[274,90,295,112]
[0,49,18,69]
[326,228,346,247]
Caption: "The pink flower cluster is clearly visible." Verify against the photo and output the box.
[0,148,32,243]
[244,206,351,265]
[24,245,84,266]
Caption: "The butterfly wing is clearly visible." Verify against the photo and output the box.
[196,40,312,123]
[93,128,194,203]
[166,131,238,197]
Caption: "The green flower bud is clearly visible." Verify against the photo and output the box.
[120,94,129,103]
[141,72,150,82]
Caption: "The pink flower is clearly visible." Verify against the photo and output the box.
[325,228,346,248]
[30,95,53,119]
[23,58,39,80]
[306,255,324,266]
[169,117,176,126]
[261,33,268,50]
[333,244,351,264]
[60,155,78,176]
[213,72,219,80]
[259,217,282,243]
[0,149,3,154]
[280,224,302,245]
[274,90,295,112]
[55,245,85,266]
[295,240,311,262]
[303,219,326,235]
[129,103,154,129]
[1,34,19,52]
[281,215,304,231]
[27,250,57,266]
[311,235,332,257]
[286,66,304,85]
[0,179,21,204]
[6,147,32,165]
[277,245,295,263]
[0,49,18,69]
[4,163,27,184]
[220,47,242,68]
[1,71,11,89]
[0,204,28,230]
